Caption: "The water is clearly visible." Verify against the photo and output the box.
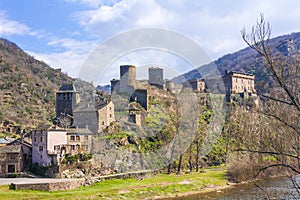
[174,176,300,200]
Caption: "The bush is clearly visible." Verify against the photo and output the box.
[7,174,18,178]
[62,153,92,165]
[30,162,49,176]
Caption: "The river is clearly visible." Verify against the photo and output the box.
[174,176,300,200]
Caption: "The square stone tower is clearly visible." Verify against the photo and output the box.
[148,67,163,89]
[56,84,80,124]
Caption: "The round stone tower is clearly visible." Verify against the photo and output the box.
[119,65,136,94]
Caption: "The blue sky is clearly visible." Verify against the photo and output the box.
[1,0,300,84]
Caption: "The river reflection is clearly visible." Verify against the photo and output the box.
[174,176,300,200]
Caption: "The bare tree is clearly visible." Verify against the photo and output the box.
[239,14,300,175]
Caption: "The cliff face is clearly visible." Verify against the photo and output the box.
[0,38,73,131]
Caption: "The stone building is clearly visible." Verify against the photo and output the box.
[128,103,142,126]
[182,79,205,93]
[148,67,164,89]
[32,127,68,166]
[66,128,93,155]
[0,145,23,177]
[73,100,115,133]
[223,71,255,94]
[56,84,80,126]
[222,71,256,102]
[7,138,32,172]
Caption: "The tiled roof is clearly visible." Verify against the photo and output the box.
[0,137,16,144]
[57,84,78,93]
[66,127,93,135]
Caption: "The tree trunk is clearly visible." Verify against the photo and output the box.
[196,140,200,172]
[177,154,183,174]
[167,163,172,174]
[188,144,193,173]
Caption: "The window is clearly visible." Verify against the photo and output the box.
[39,146,43,151]
[71,145,75,150]
[84,145,89,151]
[7,153,15,160]
[70,136,75,141]
[76,135,80,141]
[109,107,112,111]
[110,114,112,118]
[54,145,60,151]
[236,78,238,82]
[40,137,43,142]
[102,121,105,125]
[34,137,36,142]
[7,165,15,173]
[84,136,88,141]
[76,144,80,150]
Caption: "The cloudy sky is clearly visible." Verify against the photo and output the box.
[0,0,300,84]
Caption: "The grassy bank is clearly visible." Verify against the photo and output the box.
[0,167,228,200]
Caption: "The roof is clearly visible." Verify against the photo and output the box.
[35,124,53,130]
[0,137,17,144]
[149,66,163,70]
[67,127,93,135]
[74,100,111,112]
[74,101,97,112]
[8,138,32,148]
[0,145,22,154]
[224,70,254,77]
[57,84,78,93]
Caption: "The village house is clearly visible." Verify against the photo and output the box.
[0,145,23,177]
[0,137,32,176]
[66,127,93,155]
[73,100,115,133]
[31,126,68,166]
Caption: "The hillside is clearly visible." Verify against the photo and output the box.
[0,38,74,133]
[173,32,300,93]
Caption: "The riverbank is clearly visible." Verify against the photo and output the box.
[0,167,228,200]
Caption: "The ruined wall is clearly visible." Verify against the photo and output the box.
[130,89,148,110]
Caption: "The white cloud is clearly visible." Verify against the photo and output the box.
[65,0,121,8]
[0,11,30,36]
[29,37,99,78]
[9,0,300,84]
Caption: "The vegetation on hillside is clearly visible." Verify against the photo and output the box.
[0,38,72,131]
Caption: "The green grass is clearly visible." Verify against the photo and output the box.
[0,168,228,200]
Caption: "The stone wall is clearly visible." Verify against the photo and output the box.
[11,179,85,191]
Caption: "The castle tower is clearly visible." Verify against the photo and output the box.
[149,67,163,89]
[56,84,80,125]
[119,65,136,94]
